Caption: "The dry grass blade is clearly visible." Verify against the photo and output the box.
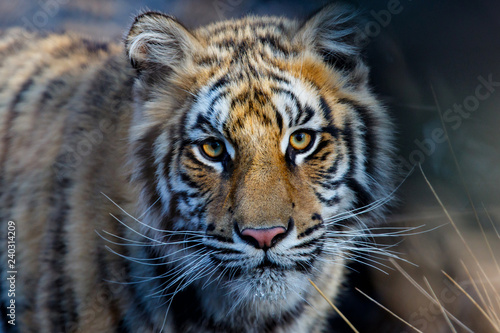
[483,206,500,240]
[418,164,500,299]
[355,288,423,333]
[423,277,457,333]
[474,265,500,328]
[308,279,359,333]
[432,86,500,328]
[462,262,491,318]
[444,266,500,331]
[418,165,474,259]
[431,85,483,232]
[483,203,500,266]
[390,258,474,332]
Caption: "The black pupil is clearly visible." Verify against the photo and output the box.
[295,133,305,142]
[210,142,221,151]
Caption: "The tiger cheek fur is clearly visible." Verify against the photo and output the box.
[0,4,394,333]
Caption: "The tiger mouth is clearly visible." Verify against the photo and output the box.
[206,243,323,280]
[256,256,282,270]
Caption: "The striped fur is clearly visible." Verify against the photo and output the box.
[0,4,394,333]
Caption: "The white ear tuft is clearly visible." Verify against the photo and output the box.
[125,12,200,70]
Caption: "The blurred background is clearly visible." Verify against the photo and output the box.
[1,0,499,331]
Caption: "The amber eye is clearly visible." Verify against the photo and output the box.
[201,140,225,160]
[289,131,313,151]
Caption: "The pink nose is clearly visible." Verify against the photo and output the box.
[241,227,287,249]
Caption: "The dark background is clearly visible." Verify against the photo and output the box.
[1,0,499,331]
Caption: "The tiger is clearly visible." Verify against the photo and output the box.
[0,4,395,333]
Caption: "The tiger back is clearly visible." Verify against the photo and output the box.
[0,4,394,333]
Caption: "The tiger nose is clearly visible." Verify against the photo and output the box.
[240,227,286,249]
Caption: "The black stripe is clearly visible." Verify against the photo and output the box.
[28,76,73,144]
[34,78,66,112]
[230,89,249,109]
[339,98,377,209]
[297,105,314,126]
[205,245,242,255]
[326,153,343,175]
[258,33,290,54]
[314,189,341,205]
[248,100,273,126]
[50,38,95,58]
[81,38,109,53]
[347,177,372,210]
[1,75,35,148]
[317,149,332,162]
[318,179,342,191]
[321,124,340,139]
[0,37,31,68]
[342,122,373,209]
[293,238,320,249]
[179,171,202,191]
[193,113,218,133]
[271,87,302,127]
[206,91,229,120]
[43,171,78,330]
[0,69,41,235]
[319,96,334,124]
[210,235,233,243]
[80,56,129,119]
[274,106,283,133]
[209,75,228,93]
[247,63,261,79]
[209,21,287,37]
[303,139,331,164]
[184,149,208,169]
[338,98,377,177]
[297,223,324,238]
[268,72,291,85]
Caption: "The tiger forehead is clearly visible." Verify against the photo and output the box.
[187,62,333,145]
[224,83,282,144]
[196,17,296,48]
[192,16,299,65]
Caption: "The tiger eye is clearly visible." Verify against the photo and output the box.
[201,140,225,160]
[289,131,312,151]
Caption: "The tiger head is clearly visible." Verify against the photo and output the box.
[124,4,394,324]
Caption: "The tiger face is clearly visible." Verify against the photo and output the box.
[124,4,393,328]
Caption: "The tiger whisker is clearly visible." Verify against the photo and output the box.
[139,262,207,291]
[101,191,205,236]
[107,212,207,250]
[150,253,218,296]
[104,245,197,267]
[325,166,415,227]
[326,224,432,237]
[96,230,151,246]
[96,229,206,249]
[138,196,162,219]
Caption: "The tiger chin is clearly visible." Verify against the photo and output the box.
[0,3,394,333]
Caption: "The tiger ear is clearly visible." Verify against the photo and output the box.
[295,4,364,72]
[125,12,200,70]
